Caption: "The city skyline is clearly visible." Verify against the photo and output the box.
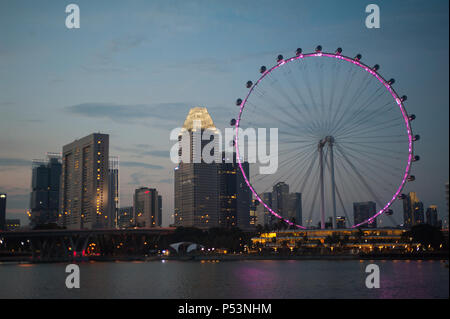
[0,0,449,227]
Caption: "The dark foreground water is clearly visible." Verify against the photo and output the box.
[0,260,448,299]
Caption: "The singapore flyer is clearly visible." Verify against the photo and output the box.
[234,46,419,229]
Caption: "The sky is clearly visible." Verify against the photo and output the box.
[0,0,448,227]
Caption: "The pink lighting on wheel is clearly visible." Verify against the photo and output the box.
[235,51,413,230]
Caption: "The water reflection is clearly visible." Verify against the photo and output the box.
[0,260,447,299]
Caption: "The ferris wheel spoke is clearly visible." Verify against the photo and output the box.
[338,101,401,138]
[333,71,373,133]
[336,98,395,136]
[325,158,351,224]
[285,63,316,121]
[337,147,402,186]
[336,145,388,210]
[305,169,321,227]
[252,146,316,185]
[332,88,386,137]
[327,68,358,133]
[336,119,404,140]
[336,142,404,162]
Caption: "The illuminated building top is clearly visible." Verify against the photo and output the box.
[181,107,217,132]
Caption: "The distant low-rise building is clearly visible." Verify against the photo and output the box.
[5,219,21,231]
[118,206,134,229]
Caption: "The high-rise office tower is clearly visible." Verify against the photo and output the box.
[218,152,251,230]
[288,192,302,226]
[0,193,6,231]
[402,192,425,227]
[426,205,439,227]
[256,192,273,227]
[29,154,61,227]
[108,157,119,228]
[174,107,220,229]
[272,182,290,220]
[353,201,377,228]
[271,182,302,226]
[58,133,110,229]
[446,183,449,213]
[158,195,162,227]
[134,187,161,227]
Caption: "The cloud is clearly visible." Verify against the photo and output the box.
[3,192,29,209]
[66,102,193,124]
[120,161,164,170]
[0,158,31,167]
[140,150,169,158]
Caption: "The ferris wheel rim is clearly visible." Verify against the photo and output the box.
[234,50,414,229]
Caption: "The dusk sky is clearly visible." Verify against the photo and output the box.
[0,0,448,226]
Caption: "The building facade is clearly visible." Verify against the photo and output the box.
[426,205,439,227]
[134,187,161,227]
[108,157,119,228]
[218,152,252,230]
[0,193,6,231]
[118,206,133,229]
[174,107,221,229]
[5,219,20,231]
[353,201,377,228]
[58,133,110,229]
[403,192,425,228]
[29,154,62,227]
[272,182,290,220]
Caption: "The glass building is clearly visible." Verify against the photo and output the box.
[353,201,377,228]
[29,154,61,227]
[108,156,119,228]
[219,151,251,230]
[402,192,425,227]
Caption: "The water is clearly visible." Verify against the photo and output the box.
[0,260,448,299]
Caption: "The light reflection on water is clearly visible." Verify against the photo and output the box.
[0,260,448,299]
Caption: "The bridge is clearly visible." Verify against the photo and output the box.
[0,228,176,262]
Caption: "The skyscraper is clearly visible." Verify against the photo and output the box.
[158,195,162,227]
[29,154,61,227]
[402,192,425,227]
[353,201,377,228]
[108,157,119,228]
[256,192,273,227]
[271,182,302,226]
[174,107,220,229]
[218,151,252,230]
[272,182,290,220]
[0,193,6,231]
[288,192,302,226]
[426,205,439,227]
[134,187,161,228]
[58,133,110,229]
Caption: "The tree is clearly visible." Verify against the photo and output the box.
[405,224,445,250]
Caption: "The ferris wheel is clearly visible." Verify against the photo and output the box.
[233,46,419,229]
